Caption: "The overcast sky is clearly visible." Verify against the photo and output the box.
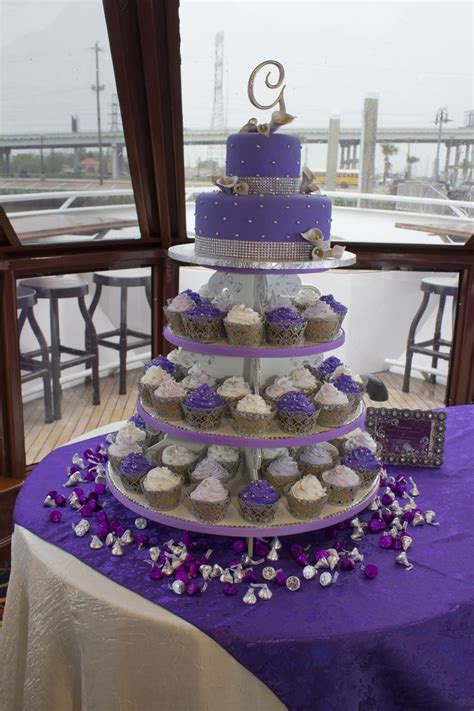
[0,0,472,173]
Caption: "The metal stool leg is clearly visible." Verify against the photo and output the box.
[119,287,128,395]
[430,294,447,384]
[79,296,101,406]
[27,307,54,423]
[49,296,62,420]
[86,282,103,385]
[402,291,430,393]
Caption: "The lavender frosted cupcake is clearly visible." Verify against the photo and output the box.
[265,307,307,347]
[303,295,347,343]
[158,444,201,478]
[138,365,172,408]
[142,466,183,510]
[153,379,186,420]
[181,299,223,343]
[263,376,298,407]
[332,374,364,416]
[188,477,230,523]
[224,304,264,347]
[314,382,351,428]
[164,290,200,335]
[207,444,241,477]
[289,367,320,397]
[189,456,232,485]
[313,356,343,382]
[260,447,290,473]
[231,394,275,436]
[216,376,251,414]
[341,446,381,486]
[182,384,226,431]
[298,442,339,478]
[119,452,153,493]
[238,480,280,524]
[276,391,318,434]
[342,428,379,456]
[287,475,329,520]
[322,464,361,505]
[107,423,145,470]
[264,454,301,493]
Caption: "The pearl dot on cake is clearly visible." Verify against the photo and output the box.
[273,220,278,224]
[271,160,276,165]
[256,144,261,149]
[241,160,245,164]
[248,219,253,223]
[223,217,227,221]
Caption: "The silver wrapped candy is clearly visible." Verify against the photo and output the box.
[43,495,56,508]
[412,512,424,527]
[72,454,87,469]
[105,532,116,546]
[199,564,213,580]
[327,554,339,570]
[270,537,282,550]
[409,477,420,497]
[243,587,257,605]
[266,547,279,562]
[400,535,413,551]
[232,567,246,584]
[348,547,364,563]
[369,496,381,511]
[68,492,81,510]
[390,501,403,516]
[315,557,330,570]
[286,575,301,592]
[111,540,123,557]
[149,546,161,562]
[105,433,116,444]
[171,580,185,595]
[135,517,148,530]
[120,529,134,545]
[425,510,439,525]
[395,551,413,571]
[161,562,174,576]
[63,472,84,488]
[262,566,277,581]
[94,472,106,485]
[211,564,224,578]
[90,535,103,549]
[257,584,272,601]
[72,519,90,537]
[220,569,234,584]
[350,526,365,541]
[303,565,316,580]
[319,572,333,587]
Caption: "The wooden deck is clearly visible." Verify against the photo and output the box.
[23,369,446,466]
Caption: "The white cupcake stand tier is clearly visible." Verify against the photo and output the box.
[106,244,379,549]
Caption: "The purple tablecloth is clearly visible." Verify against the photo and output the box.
[14,405,474,710]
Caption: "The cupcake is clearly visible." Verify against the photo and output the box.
[138,365,172,408]
[276,391,318,434]
[292,287,320,313]
[231,394,275,436]
[265,307,307,347]
[153,379,186,420]
[264,454,301,493]
[303,296,347,343]
[287,475,329,520]
[314,382,351,428]
[224,304,264,347]
[189,456,231,484]
[342,428,379,456]
[216,376,251,414]
[341,446,381,486]
[298,442,339,478]
[263,376,298,407]
[181,365,216,392]
[260,447,290,473]
[144,355,178,377]
[330,365,367,390]
[313,356,343,381]
[142,466,182,510]
[207,444,241,477]
[238,480,280,524]
[322,465,361,505]
[181,300,223,343]
[107,424,145,470]
[158,444,202,477]
[188,477,230,523]
[182,384,226,431]
[164,291,199,335]
[289,366,320,397]
[332,374,364,416]
[119,452,153,493]
[264,293,294,312]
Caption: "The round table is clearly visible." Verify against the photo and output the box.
[1,408,474,711]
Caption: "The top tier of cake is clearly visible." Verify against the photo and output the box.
[226,133,301,180]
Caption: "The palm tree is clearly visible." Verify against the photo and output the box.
[381,143,398,184]
[405,155,420,180]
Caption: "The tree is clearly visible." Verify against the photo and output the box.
[381,143,398,184]
[405,155,420,180]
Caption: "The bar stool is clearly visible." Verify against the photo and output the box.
[17,286,54,424]
[89,269,152,395]
[19,276,100,420]
[402,276,458,393]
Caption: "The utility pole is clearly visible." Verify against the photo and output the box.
[110,94,120,132]
[434,107,451,183]
[91,41,105,185]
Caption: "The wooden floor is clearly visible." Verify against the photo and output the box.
[23,369,446,466]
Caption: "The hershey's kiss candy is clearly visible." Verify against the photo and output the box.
[327,554,339,570]
[401,535,413,551]
[161,562,174,576]
[425,510,438,525]
[403,497,417,511]
[220,569,234,584]
[319,572,333,587]
[286,575,301,592]
[389,526,399,539]
[63,472,83,488]
[303,565,316,580]
[351,527,365,541]
[350,517,362,529]
[68,492,81,510]
[412,512,424,527]
[105,432,116,444]
[395,551,413,571]
[409,478,420,497]
[211,564,224,578]
[199,564,213,580]
[120,529,134,545]
[72,454,87,469]
[240,554,252,568]
[135,517,148,530]
[95,472,106,485]
[270,537,282,550]
[369,496,381,511]
[233,568,246,584]
[111,540,123,557]
[315,557,330,570]
[348,547,364,562]
[243,588,257,605]
[43,495,56,508]
[258,584,272,601]
[149,546,161,562]
[72,519,90,537]
[90,535,103,549]
[262,566,277,581]
[267,547,279,562]
[105,532,116,546]
[171,580,185,595]
[390,501,403,516]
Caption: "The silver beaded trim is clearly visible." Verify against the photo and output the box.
[240,176,301,195]
[195,236,313,261]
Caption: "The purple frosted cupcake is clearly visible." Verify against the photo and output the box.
[333,373,364,415]
[238,479,280,524]
[313,356,343,381]
[119,452,153,493]
[304,295,347,343]
[164,290,200,335]
[265,307,307,347]
[144,354,177,375]
[276,391,318,434]
[182,384,226,431]
[341,446,381,486]
[181,299,223,343]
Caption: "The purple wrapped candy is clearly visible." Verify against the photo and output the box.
[254,540,269,557]
[266,307,304,325]
[223,583,238,596]
[341,557,355,571]
[276,391,316,414]
[183,384,224,411]
[364,564,379,579]
[379,535,393,549]
[316,356,342,378]
[149,565,162,580]
[333,374,362,395]
[233,539,246,554]
[275,571,288,586]
[243,569,257,583]
[342,447,380,471]
[144,355,177,374]
[120,453,153,480]
[49,510,62,523]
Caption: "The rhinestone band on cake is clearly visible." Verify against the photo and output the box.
[240,176,301,195]
[195,236,313,261]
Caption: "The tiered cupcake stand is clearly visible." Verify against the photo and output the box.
[106,243,380,546]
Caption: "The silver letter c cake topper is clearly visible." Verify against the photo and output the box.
[248,60,286,113]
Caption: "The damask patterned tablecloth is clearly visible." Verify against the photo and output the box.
[1,406,474,711]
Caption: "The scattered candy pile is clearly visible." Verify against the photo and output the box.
[43,441,439,605]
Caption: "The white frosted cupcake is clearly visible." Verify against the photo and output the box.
[153,379,186,420]
[207,444,241,477]
[264,454,301,493]
[224,304,264,347]
[287,474,329,519]
[107,424,145,470]
[292,287,320,312]
[189,456,232,485]
[289,367,320,396]
[303,298,347,343]
[216,376,251,413]
[330,365,367,390]
[188,477,230,522]
[158,444,202,478]
[164,292,196,335]
[342,428,379,456]
[298,442,339,478]
[264,376,298,407]
[314,382,351,428]
[181,365,216,392]
[142,466,183,510]
[231,394,275,436]
[139,366,172,408]
[322,465,361,505]
[261,447,290,473]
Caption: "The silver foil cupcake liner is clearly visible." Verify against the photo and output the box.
[351,467,381,487]
[182,404,226,431]
[120,474,145,495]
[181,313,223,343]
[317,403,352,428]
[141,479,182,511]
[218,393,245,417]
[138,382,156,409]
[153,395,184,421]
[277,410,319,434]
[224,320,264,347]
[108,452,126,472]
[265,320,307,347]
[263,469,301,495]
[186,486,231,523]
[305,315,344,343]
[324,481,361,506]
[163,306,186,336]
[286,491,329,520]
[298,459,335,480]
[230,405,275,436]
[238,498,279,524]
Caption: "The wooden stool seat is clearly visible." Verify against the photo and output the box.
[93,268,151,289]
[420,277,458,297]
